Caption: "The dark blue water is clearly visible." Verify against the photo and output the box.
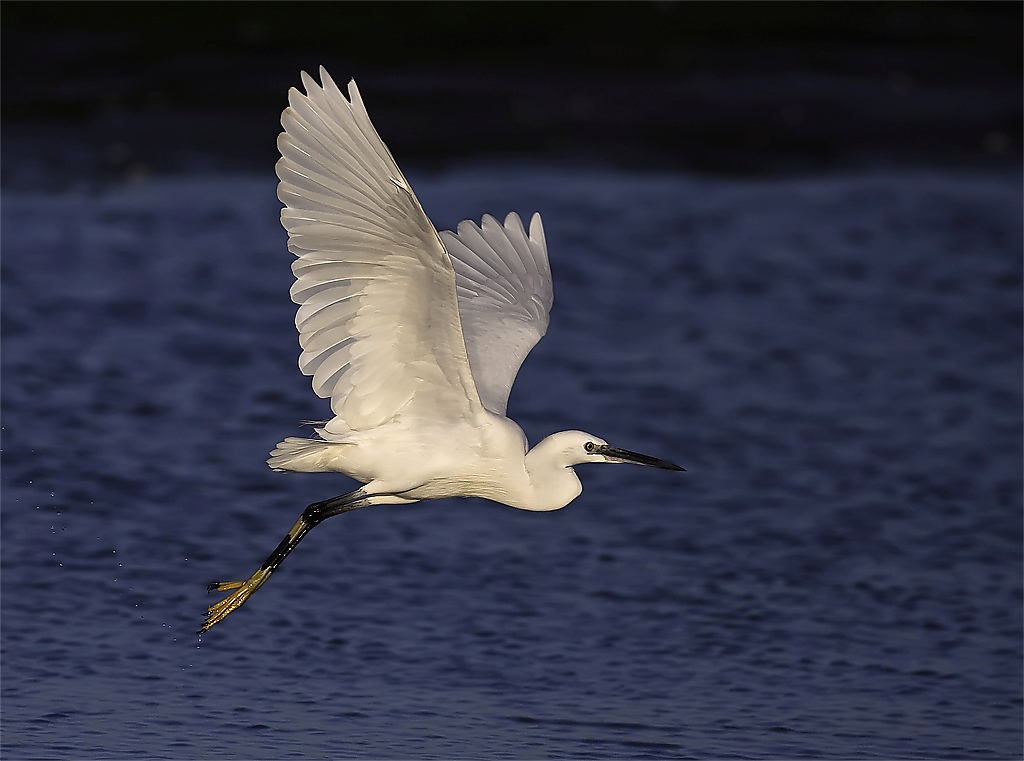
[2,167,1021,758]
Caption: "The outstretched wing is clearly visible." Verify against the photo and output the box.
[277,68,484,437]
[440,212,553,416]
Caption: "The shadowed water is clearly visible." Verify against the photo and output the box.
[2,167,1021,758]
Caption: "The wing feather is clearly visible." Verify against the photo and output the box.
[277,70,484,435]
[440,212,553,416]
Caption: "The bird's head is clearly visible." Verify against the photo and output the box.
[521,430,684,512]
[546,430,684,471]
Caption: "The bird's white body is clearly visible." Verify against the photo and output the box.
[272,413,584,511]
[201,68,681,632]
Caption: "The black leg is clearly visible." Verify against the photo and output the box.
[201,489,368,633]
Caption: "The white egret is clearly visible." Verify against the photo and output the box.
[202,68,683,633]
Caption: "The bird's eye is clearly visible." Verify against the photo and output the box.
[584,441,596,453]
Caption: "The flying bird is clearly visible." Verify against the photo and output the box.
[202,68,683,633]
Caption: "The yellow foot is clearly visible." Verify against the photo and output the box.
[207,580,244,592]
[200,568,273,633]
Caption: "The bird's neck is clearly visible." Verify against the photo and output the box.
[521,436,583,512]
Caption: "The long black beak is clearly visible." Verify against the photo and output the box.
[596,444,685,471]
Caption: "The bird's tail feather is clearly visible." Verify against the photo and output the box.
[267,437,340,472]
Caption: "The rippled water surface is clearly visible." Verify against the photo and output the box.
[2,168,1021,758]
